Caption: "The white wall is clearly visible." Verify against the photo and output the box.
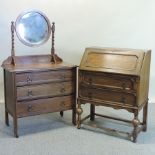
[0,0,154,102]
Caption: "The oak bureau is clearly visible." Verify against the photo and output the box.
[77,47,151,142]
[2,55,77,137]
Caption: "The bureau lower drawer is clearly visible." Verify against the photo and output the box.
[17,95,74,117]
[79,71,137,91]
[79,86,136,106]
[16,69,74,86]
[17,81,74,101]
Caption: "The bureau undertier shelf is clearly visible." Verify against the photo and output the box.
[77,47,151,142]
[2,54,77,137]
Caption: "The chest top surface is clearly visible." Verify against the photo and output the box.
[2,54,76,73]
[79,47,150,76]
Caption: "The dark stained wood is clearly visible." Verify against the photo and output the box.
[2,55,77,137]
[77,47,151,142]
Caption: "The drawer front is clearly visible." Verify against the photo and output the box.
[80,71,136,91]
[17,81,74,101]
[79,86,136,106]
[17,95,74,117]
[16,69,75,86]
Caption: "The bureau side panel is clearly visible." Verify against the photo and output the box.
[137,50,151,106]
[4,70,16,116]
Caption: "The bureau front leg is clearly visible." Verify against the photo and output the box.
[90,104,95,121]
[13,116,18,138]
[76,101,83,129]
[142,100,148,132]
[132,111,140,143]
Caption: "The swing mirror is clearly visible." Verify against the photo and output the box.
[15,10,51,47]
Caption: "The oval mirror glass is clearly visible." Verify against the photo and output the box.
[15,10,51,47]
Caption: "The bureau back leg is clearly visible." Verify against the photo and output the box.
[5,111,9,126]
[90,104,95,121]
[142,100,148,132]
[60,111,63,117]
[72,105,76,125]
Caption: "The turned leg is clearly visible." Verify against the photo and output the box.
[13,116,18,138]
[5,111,9,126]
[60,111,63,117]
[76,102,83,129]
[90,104,95,121]
[142,101,148,132]
[132,111,140,143]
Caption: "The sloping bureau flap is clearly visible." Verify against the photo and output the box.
[79,47,148,76]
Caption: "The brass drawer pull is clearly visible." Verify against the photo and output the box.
[88,78,92,85]
[27,90,33,96]
[60,87,66,93]
[61,74,66,79]
[122,82,126,89]
[60,101,65,107]
[27,105,32,112]
[88,92,92,99]
[27,75,32,83]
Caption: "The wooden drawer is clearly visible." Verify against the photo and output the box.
[80,71,137,91]
[17,95,74,117]
[79,86,136,106]
[17,81,74,101]
[16,69,74,86]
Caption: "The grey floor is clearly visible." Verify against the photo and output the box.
[0,102,155,155]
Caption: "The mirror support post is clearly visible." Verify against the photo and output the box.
[11,21,16,66]
[51,22,62,64]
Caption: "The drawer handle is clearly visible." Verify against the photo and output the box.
[122,82,126,89]
[60,101,65,107]
[27,105,32,112]
[61,74,66,79]
[121,97,126,104]
[60,88,66,93]
[88,78,92,85]
[27,75,32,83]
[88,92,92,99]
[27,90,33,96]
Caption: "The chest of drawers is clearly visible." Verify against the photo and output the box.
[2,55,77,137]
[77,47,151,142]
